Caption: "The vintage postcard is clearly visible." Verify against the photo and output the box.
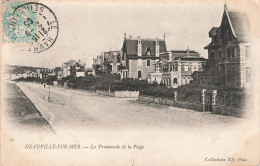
[0,0,259,165]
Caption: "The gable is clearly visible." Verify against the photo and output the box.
[220,9,249,41]
[227,11,249,40]
[123,38,167,56]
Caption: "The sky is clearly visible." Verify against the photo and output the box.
[3,1,227,68]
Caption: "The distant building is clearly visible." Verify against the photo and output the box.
[120,34,167,79]
[85,68,94,75]
[93,50,122,76]
[107,51,122,74]
[160,49,200,61]
[62,60,77,77]
[62,60,86,78]
[148,49,207,88]
[194,4,251,89]
[92,55,103,76]
[41,68,52,79]
[54,67,63,79]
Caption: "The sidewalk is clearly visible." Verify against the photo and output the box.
[3,81,54,133]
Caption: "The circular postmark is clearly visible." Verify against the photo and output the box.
[7,2,59,53]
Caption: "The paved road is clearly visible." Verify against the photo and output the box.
[13,82,243,134]
[3,81,257,166]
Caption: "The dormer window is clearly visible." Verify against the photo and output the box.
[145,47,151,55]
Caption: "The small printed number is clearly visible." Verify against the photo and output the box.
[9,138,14,141]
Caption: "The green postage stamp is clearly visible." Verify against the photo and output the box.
[2,1,59,53]
[3,1,37,42]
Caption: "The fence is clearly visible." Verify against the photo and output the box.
[138,89,244,118]
[216,93,245,109]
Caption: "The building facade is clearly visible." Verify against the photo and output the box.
[200,5,251,89]
[148,49,207,88]
[62,60,86,78]
[120,34,167,79]
[92,51,122,76]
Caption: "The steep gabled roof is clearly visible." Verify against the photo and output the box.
[123,38,167,56]
[222,8,250,41]
[205,7,250,49]
[226,9,249,40]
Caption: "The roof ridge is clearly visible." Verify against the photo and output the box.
[125,38,164,41]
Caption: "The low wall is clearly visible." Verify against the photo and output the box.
[114,91,139,98]
[175,100,202,112]
[212,105,244,118]
[159,98,167,105]
[96,90,138,98]
[148,96,154,102]
[142,96,150,102]
[96,90,112,96]
[153,98,160,104]
[138,95,243,118]
[166,99,175,107]
[138,95,154,102]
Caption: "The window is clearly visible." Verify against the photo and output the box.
[174,65,178,71]
[184,65,188,71]
[173,78,177,84]
[182,77,186,85]
[156,65,160,72]
[145,47,151,55]
[147,59,150,67]
[138,71,142,79]
[227,47,234,57]
[245,46,251,58]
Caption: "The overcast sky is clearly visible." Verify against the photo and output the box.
[3,1,227,68]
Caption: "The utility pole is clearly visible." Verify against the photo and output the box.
[48,86,51,102]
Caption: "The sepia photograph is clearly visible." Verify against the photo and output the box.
[1,0,259,165]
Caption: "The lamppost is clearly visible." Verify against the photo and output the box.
[48,86,51,102]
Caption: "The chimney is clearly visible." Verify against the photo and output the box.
[169,51,172,60]
[155,37,160,57]
[137,36,142,57]
[187,45,190,56]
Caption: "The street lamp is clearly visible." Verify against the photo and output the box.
[48,86,51,102]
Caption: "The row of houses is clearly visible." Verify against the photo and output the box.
[93,35,207,88]
[9,59,91,81]
[92,4,251,89]
[9,4,251,90]
[9,66,52,80]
